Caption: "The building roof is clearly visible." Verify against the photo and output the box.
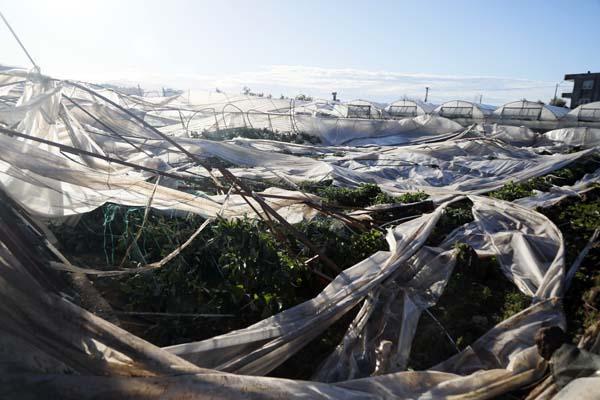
[564,71,600,81]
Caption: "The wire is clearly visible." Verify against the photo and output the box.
[0,11,39,71]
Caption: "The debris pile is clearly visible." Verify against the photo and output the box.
[0,66,599,399]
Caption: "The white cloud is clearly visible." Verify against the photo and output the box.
[53,64,572,106]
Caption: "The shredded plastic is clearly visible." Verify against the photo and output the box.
[0,66,599,399]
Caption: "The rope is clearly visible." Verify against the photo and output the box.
[102,204,121,265]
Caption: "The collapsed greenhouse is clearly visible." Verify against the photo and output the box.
[344,99,387,119]
[0,66,600,400]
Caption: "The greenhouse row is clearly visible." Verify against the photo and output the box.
[296,99,600,130]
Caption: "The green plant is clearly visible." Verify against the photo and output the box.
[373,190,429,205]
[318,183,383,208]
[489,180,538,201]
[118,217,320,344]
[313,183,429,209]
[201,127,321,145]
[489,161,600,202]
[51,202,389,348]
[426,200,475,247]
[295,217,387,270]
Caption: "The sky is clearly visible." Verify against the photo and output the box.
[1,0,600,105]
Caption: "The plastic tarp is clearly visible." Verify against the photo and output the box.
[1,67,600,399]
[0,192,566,399]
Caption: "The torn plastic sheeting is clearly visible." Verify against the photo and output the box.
[161,194,566,389]
[0,71,478,152]
[536,127,600,150]
[553,377,600,400]
[473,124,540,147]
[314,246,457,382]
[2,73,598,216]
[165,204,447,375]
[313,195,567,383]
[440,196,566,300]
[292,113,464,146]
[0,134,319,221]
[0,67,593,399]
[175,138,594,198]
[7,120,595,221]
[0,146,576,396]
[514,166,600,210]
[0,193,564,400]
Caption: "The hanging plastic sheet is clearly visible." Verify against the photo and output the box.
[1,66,599,399]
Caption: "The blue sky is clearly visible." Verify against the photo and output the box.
[2,0,600,104]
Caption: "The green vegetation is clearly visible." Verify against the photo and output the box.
[51,203,387,348]
[198,127,321,145]
[485,161,600,342]
[410,184,600,369]
[50,162,600,381]
[301,182,429,208]
[406,198,531,370]
[317,183,383,207]
[426,199,474,247]
[489,180,541,202]
[296,217,387,269]
[373,190,430,205]
[489,161,599,201]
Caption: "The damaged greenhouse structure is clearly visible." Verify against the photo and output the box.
[0,65,600,400]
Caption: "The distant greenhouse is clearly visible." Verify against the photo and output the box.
[434,100,495,120]
[493,100,569,122]
[287,96,598,130]
[566,101,600,123]
[344,99,385,119]
[385,99,436,118]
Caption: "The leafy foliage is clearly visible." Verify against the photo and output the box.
[373,190,429,205]
[489,161,599,201]
[308,183,429,208]
[295,217,387,269]
[317,183,383,207]
[199,127,321,145]
[49,158,600,379]
[120,218,320,342]
[426,199,475,247]
[489,180,540,201]
[51,203,388,348]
